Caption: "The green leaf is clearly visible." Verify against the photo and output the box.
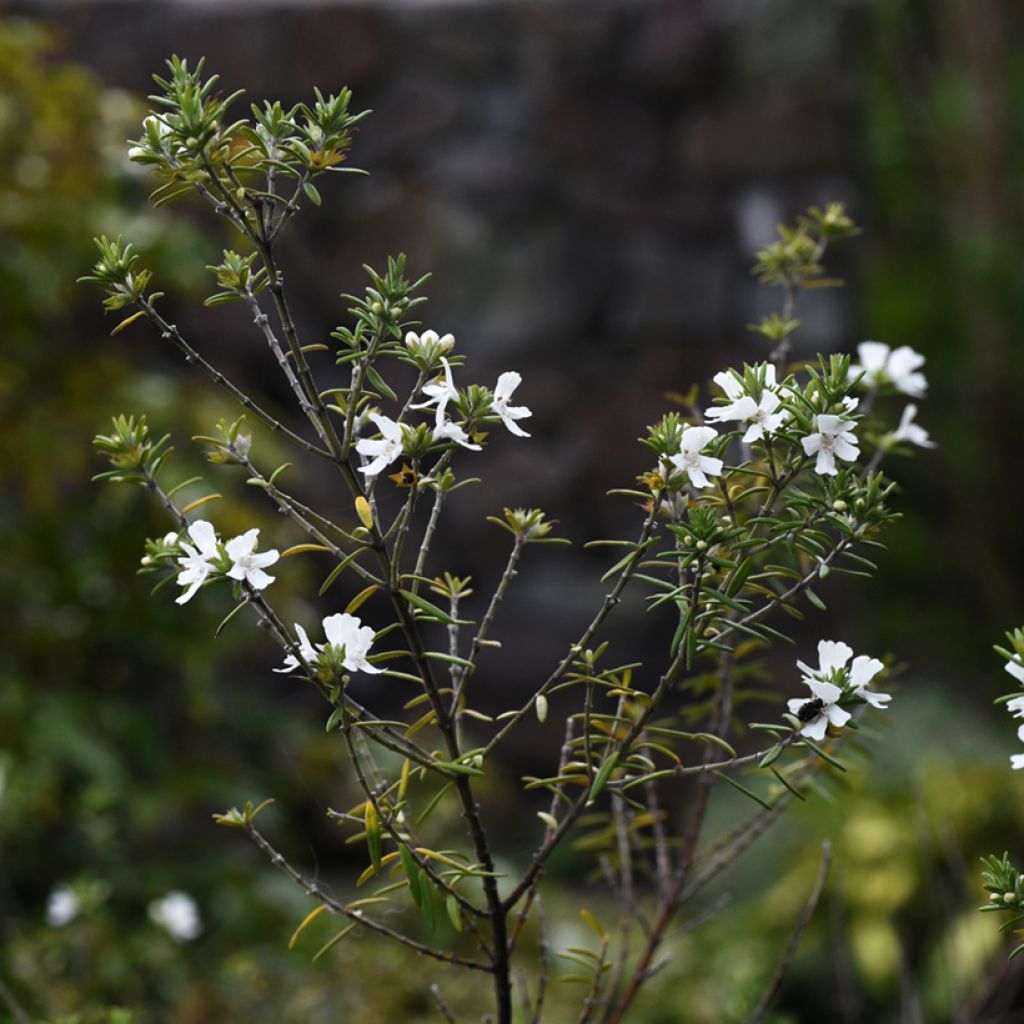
[587,752,619,805]
[303,180,322,206]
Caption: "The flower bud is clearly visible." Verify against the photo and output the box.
[832,500,847,512]
[1005,892,1018,904]
[371,302,383,316]
[695,540,707,551]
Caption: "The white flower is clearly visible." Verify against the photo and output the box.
[175,520,220,605]
[491,372,532,437]
[411,356,459,426]
[323,612,381,674]
[892,404,936,448]
[801,414,859,476]
[797,639,891,710]
[851,341,927,397]
[667,425,723,490]
[46,885,80,927]
[225,529,279,591]
[704,365,788,442]
[1012,724,1024,771]
[1007,696,1024,718]
[356,413,405,477]
[275,614,380,676]
[787,679,851,742]
[274,622,318,674]
[1007,657,1024,686]
[149,891,202,942]
[433,419,482,451]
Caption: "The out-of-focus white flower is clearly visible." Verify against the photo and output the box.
[705,365,788,442]
[1007,657,1024,686]
[801,414,859,476]
[491,372,532,437]
[1011,722,1024,771]
[892,404,936,449]
[46,885,80,927]
[175,520,220,605]
[275,614,380,676]
[149,891,203,942]
[851,341,927,397]
[225,529,279,591]
[668,425,723,489]
[356,413,405,477]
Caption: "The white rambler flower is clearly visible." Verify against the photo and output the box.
[851,341,927,397]
[356,413,405,477]
[433,419,482,451]
[322,612,381,674]
[801,414,859,476]
[892,404,936,448]
[149,891,203,942]
[787,678,851,742]
[225,529,279,591]
[705,366,788,442]
[274,623,318,674]
[668,425,723,489]
[491,372,532,437]
[797,639,891,709]
[175,520,220,605]
[1007,658,1024,686]
[46,885,80,927]
[163,532,179,545]
[411,356,459,425]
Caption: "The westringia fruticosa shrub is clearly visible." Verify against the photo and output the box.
[84,56,937,1023]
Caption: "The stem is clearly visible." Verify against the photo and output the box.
[745,840,832,1024]
[138,299,331,461]
[246,824,488,972]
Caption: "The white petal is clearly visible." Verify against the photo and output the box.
[1010,754,1024,770]
[856,341,890,374]
[800,716,829,741]
[849,655,883,689]
[188,520,219,556]
[817,640,853,674]
[680,425,718,453]
[826,704,852,728]
[245,567,275,590]
[787,698,808,715]
[807,678,842,704]
[832,435,860,462]
[860,688,892,709]
[1006,696,1024,717]
[801,433,822,455]
[1006,660,1024,684]
[251,549,280,569]
[494,371,522,402]
[687,464,709,489]
[712,370,743,400]
[814,448,837,476]
[226,529,259,561]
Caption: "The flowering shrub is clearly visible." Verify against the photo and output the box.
[84,56,938,1023]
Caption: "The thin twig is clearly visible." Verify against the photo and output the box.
[745,840,832,1024]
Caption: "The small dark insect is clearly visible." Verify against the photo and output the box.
[797,698,825,723]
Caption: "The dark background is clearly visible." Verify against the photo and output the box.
[3,1,1024,1021]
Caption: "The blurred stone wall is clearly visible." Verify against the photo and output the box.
[14,0,866,754]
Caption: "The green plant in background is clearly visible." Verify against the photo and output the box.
[74,54,949,1023]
